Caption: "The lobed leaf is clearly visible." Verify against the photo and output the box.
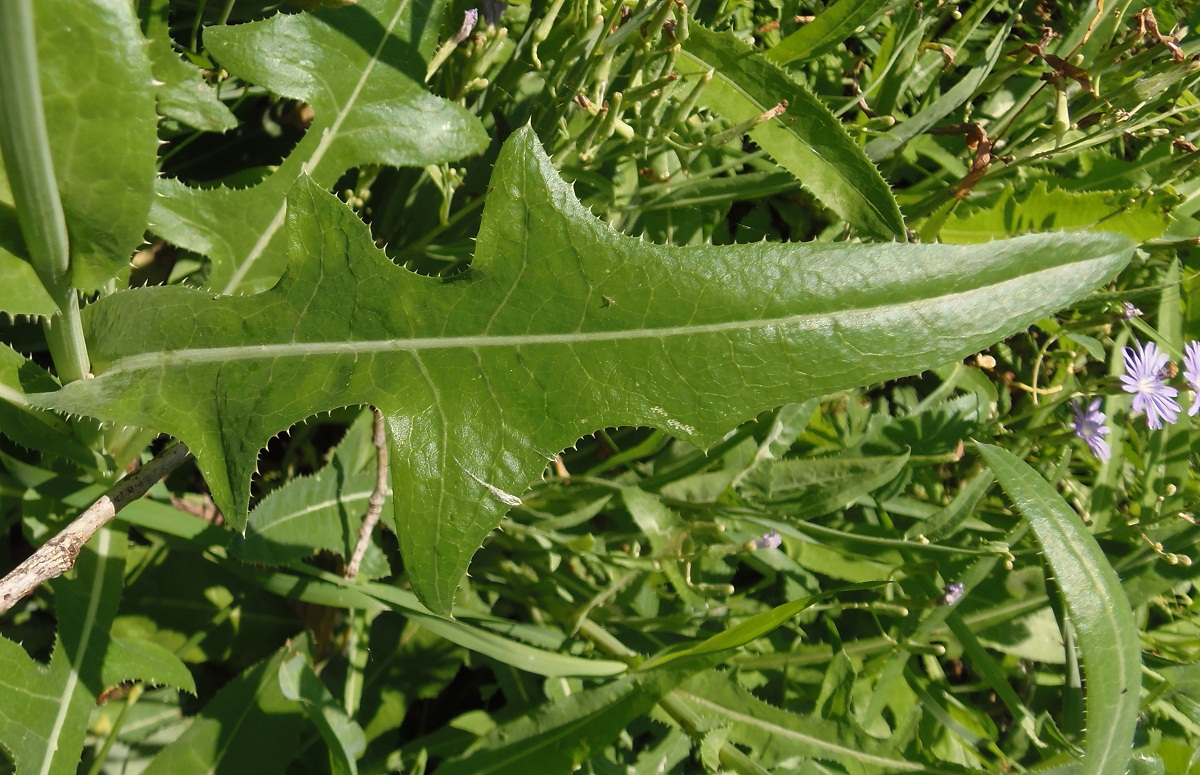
[33,127,1134,613]
[977,443,1141,775]
[679,23,906,240]
[150,0,487,295]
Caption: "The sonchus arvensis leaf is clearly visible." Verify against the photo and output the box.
[33,127,1135,614]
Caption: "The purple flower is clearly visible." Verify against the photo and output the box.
[1070,398,1111,462]
[1185,340,1200,417]
[451,9,479,44]
[938,582,965,606]
[752,531,782,550]
[1119,340,1180,429]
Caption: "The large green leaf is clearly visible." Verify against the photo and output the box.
[150,0,487,295]
[0,0,158,310]
[33,127,1133,613]
[0,529,195,775]
[976,443,1141,775]
[680,23,905,240]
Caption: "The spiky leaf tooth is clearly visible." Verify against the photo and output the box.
[149,0,487,296]
[31,127,1133,614]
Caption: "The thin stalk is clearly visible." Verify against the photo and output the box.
[0,0,90,382]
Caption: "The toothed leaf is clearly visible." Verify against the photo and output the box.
[149,0,487,295]
[977,443,1141,775]
[32,127,1133,613]
[233,416,391,578]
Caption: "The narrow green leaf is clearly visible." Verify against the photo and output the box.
[976,443,1141,775]
[141,637,307,775]
[679,23,905,239]
[765,0,890,66]
[354,578,631,678]
[33,127,1134,613]
[864,23,1010,162]
[150,0,487,294]
[437,667,698,775]
[279,650,367,775]
[904,469,994,541]
[639,583,881,671]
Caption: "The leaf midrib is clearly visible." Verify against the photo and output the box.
[94,267,1098,376]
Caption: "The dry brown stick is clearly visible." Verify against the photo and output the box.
[345,407,388,581]
[0,440,192,614]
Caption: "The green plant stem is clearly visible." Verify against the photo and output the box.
[0,0,90,382]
